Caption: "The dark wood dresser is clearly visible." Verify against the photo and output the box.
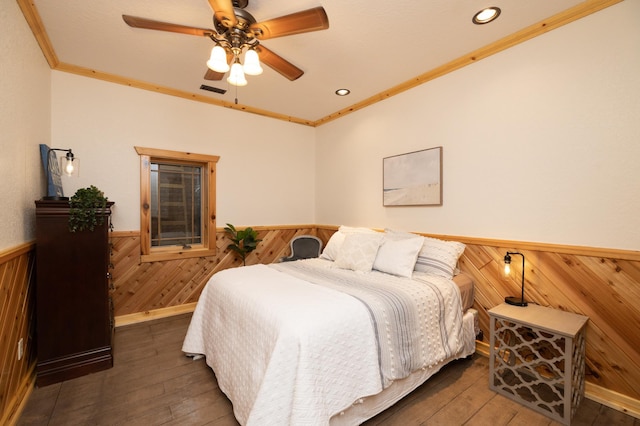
[34,200,114,386]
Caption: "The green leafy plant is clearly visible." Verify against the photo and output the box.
[69,185,109,232]
[224,223,262,266]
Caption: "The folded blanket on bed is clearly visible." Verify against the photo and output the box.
[271,260,465,388]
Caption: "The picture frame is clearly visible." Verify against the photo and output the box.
[40,144,64,198]
[383,146,442,206]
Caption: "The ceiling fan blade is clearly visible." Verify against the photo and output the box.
[122,15,213,37]
[208,0,238,28]
[250,7,329,40]
[204,69,225,81]
[255,45,303,81]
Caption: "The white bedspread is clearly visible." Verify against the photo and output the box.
[182,259,466,425]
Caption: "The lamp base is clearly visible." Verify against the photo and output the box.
[505,296,528,307]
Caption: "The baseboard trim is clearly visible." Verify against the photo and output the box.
[585,382,640,419]
[115,302,197,327]
[475,340,490,358]
[474,340,640,419]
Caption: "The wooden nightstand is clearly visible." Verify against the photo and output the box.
[489,303,588,425]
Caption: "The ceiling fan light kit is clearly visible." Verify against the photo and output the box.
[227,58,248,86]
[123,0,329,88]
[207,45,230,73]
[242,49,263,76]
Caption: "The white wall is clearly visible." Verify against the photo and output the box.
[4,1,639,252]
[315,1,640,251]
[0,0,52,251]
[51,72,316,231]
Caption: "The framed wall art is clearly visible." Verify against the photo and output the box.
[383,146,442,206]
[40,144,64,199]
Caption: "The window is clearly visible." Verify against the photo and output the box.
[135,147,219,262]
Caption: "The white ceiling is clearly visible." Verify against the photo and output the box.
[31,0,589,123]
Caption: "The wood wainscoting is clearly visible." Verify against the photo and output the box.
[3,226,639,423]
[447,235,640,417]
[111,225,640,415]
[110,225,321,321]
[0,243,37,426]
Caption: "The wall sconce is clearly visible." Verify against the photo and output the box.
[43,147,79,200]
[504,251,528,306]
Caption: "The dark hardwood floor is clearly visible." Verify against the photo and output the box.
[18,314,638,425]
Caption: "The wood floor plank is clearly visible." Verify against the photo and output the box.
[15,383,60,424]
[467,393,554,426]
[464,394,522,426]
[364,357,485,425]
[426,371,500,425]
[17,313,639,426]
[168,388,237,425]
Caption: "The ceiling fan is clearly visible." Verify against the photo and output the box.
[122,0,329,87]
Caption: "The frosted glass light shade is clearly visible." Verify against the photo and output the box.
[207,45,230,73]
[243,49,263,76]
[227,62,247,86]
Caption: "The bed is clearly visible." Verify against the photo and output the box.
[182,227,477,425]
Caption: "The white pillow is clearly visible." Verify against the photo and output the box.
[320,226,377,261]
[320,231,346,261]
[414,236,465,279]
[334,232,383,272]
[373,233,424,278]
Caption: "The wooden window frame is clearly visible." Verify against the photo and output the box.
[135,147,219,262]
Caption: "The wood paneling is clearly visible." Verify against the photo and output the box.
[454,239,640,406]
[0,243,36,426]
[3,225,639,422]
[110,226,320,317]
[110,225,640,408]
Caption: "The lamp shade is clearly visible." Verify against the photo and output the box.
[504,254,511,275]
[504,251,527,306]
[243,49,263,76]
[227,61,247,86]
[207,45,230,73]
[61,153,79,177]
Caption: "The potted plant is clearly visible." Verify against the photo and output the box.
[224,223,262,266]
[68,185,109,232]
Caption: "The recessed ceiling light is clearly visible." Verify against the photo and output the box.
[472,7,501,25]
[335,89,350,96]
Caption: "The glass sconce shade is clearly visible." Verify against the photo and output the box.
[61,151,79,177]
[504,251,527,306]
[504,253,511,275]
